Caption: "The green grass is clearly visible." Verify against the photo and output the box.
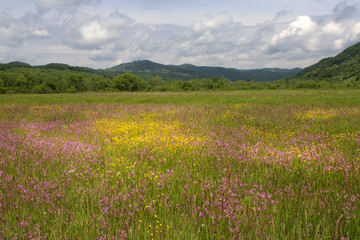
[1,89,360,105]
[0,90,359,239]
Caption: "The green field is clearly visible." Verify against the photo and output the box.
[1,90,359,239]
[1,89,360,105]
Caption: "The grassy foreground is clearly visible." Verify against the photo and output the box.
[0,90,360,239]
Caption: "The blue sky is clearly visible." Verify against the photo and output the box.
[1,0,360,69]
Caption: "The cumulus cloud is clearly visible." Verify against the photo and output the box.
[263,2,360,62]
[1,1,360,69]
[322,22,344,35]
[265,16,319,53]
[192,15,234,33]
[0,11,50,47]
[80,21,109,44]
[55,10,135,50]
[273,16,316,40]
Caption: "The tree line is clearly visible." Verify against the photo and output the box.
[1,67,360,94]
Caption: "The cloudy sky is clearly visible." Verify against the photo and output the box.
[1,0,360,69]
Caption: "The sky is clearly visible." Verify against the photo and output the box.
[1,0,360,69]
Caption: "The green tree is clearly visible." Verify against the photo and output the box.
[31,84,48,94]
[89,76,109,91]
[148,76,163,85]
[54,73,69,92]
[181,81,193,91]
[0,78,5,93]
[69,73,87,92]
[113,73,146,91]
[216,76,231,89]
[356,72,360,81]
[15,74,29,92]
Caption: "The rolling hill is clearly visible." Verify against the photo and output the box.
[294,41,360,82]
[0,60,301,82]
[105,60,301,82]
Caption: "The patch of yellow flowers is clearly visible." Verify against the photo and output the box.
[94,113,208,154]
[294,108,338,121]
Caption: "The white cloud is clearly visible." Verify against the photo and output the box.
[192,15,233,33]
[33,29,49,37]
[0,11,50,47]
[271,16,317,44]
[322,22,343,35]
[289,16,317,36]
[265,8,360,58]
[266,16,320,54]
[306,37,321,52]
[334,39,344,49]
[0,1,360,69]
[55,10,137,50]
[80,21,109,44]
[352,22,360,40]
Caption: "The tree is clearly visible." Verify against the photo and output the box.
[54,73,69,92]
[89,76,109,91]
[69,73,87,92]
[31,84,48,94]
[15,74,28,92]
[113,73,146,91]
[356,72,360,81]
[148,76,165,87]
[217,76,231,89]
[0,78,5,93]
[181,81,193,91]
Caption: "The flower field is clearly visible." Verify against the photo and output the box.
[1,91,360,239]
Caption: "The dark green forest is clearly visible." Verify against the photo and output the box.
[1,41,360,93]
[289,42,360,88]
[106,60,301,82]
[0,64,273,94]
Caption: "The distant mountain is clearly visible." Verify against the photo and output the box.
[0,60,301,82]
[40,63,99,74]
[294,41,360,82]
[105,60,301,82]
[0,62,97,74]
[0,61,31,70]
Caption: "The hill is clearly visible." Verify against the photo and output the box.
[105,60,301,82]
[0,60,301,82]
[294,41,360,82]
[0,62,98,74]
[0,61,31,70]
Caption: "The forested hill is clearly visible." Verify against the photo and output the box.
[0,60,303,93]
[294,41,360,83]
[0,62,98,74]
[106,60,301,82]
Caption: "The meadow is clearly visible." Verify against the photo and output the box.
[0,90,360,239]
